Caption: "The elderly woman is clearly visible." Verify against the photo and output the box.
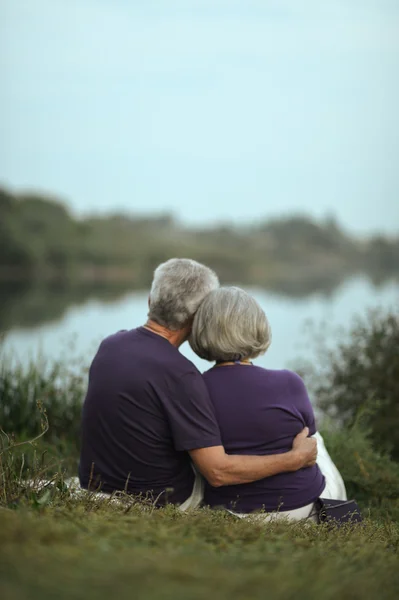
[190,287,346,521]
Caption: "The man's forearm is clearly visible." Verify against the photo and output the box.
[189,429,316,487]
[212,451,300,487]
[190,446,303,488]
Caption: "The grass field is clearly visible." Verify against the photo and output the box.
[1,431,399,600]
[1,423,398,600]
[1,496,399,600]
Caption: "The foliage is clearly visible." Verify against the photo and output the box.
[1,186,398,293]
[299,310,399,460]
[321,420,399,522]
[0,351,85,458]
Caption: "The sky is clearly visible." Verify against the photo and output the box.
[1,0,399,233]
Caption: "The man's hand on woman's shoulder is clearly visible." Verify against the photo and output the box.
[289,427,318,471]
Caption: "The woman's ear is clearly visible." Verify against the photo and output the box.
[148,295,151,309]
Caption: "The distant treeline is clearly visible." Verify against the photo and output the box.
[0,186,398,290]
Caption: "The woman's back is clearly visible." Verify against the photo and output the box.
[202,365,325,513]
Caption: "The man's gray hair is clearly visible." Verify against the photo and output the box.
[190,287,271,361]
[148,258,219,330]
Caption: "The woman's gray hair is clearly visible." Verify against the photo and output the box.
[148,258,219,330]
[190,287,271,361]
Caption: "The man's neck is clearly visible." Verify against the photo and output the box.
[143,320,189,348]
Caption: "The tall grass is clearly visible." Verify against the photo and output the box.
[0,350,86,496]
[0,350,85,450]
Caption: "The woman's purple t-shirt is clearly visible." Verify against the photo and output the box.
[202,365,325,513]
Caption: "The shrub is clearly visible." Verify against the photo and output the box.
[0,351,86,456]
[321,419,399,521]
[298,309,399,460]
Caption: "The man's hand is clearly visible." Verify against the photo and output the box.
[290,427,317,470]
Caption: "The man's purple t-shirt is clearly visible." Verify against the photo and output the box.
[79,327,222,504]
[202,365,325,513]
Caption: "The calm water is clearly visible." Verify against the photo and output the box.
[3,276,398,372]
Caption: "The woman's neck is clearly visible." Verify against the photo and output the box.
[215,359,253,367]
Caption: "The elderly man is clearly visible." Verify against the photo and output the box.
[79,258,317,507]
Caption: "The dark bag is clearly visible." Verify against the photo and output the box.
[315,498,362,527]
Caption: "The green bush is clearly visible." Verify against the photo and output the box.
[300,309,399,460]
[0,352,86,456]
[321,420,399,521]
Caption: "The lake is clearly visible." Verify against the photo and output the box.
[2,275,398,373]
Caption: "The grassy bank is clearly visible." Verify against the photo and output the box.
[1,398,399,599]
[1,309,399,599]
[1,411,399,600]
[1,500,399,600]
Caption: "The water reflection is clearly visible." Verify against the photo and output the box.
[2,275,398,373]
[0,282,135,332]
[1,272,396,335]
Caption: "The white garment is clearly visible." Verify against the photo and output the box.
[179,432,347,521]
[66,469,204,509]
[313,432,347,501]
[178,465,204,511]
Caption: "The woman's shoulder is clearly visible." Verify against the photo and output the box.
[272,368,306,388]
[202,366,304,383]
[278,368,305,383]
[253,366,304,381]
[250,367,307,391]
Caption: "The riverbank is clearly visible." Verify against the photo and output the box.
[1,309,399,599]
[2,420,399,600]
[1,500,398,600]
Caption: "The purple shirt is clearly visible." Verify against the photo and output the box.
[79,327,222,504]
[203,365,325,512]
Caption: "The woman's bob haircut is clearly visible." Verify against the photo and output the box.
[189,287,271,362]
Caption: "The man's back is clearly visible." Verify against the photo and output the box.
[79,327,221,504]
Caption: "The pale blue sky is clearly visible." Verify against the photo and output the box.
[1,0,399,233]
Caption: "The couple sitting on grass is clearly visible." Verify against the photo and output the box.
[79,258,346,521]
